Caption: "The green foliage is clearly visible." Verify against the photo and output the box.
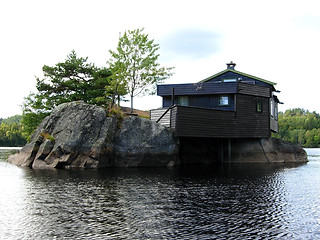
[21,112,50,141]
[108,28,174,112]
[0,115,23,125]
[22,50,113,138]
[25,50,112,112]
[0,115,27,147]
[20,29,174,140]
[272,108,320,147]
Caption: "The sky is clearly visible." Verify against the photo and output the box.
[1,0,320,118]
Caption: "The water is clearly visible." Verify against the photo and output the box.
[0,148,319,239]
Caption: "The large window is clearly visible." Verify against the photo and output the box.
[178,96,189,106]
[218,95,229,106]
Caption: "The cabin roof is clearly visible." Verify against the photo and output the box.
[199,68,277,86]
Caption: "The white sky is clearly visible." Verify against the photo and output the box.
[1,0,320,118]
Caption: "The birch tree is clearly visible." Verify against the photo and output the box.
[108,28,174,113]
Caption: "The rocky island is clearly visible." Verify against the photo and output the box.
[8,102,307,169]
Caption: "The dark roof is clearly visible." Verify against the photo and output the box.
[199,68,277,86]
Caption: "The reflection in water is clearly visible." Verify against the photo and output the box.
[0,149,319,239]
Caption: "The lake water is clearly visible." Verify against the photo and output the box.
[0,148,319,239]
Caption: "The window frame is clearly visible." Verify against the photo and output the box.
[274,103,278,120]
[256,100,262,113]
[218,95,229,106]
[222,78,237,83]
[178,96,189,106]
[270,99,275,117]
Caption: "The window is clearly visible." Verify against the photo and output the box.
[218,96,229,106]
[222,78,237,83]
[270,99,278,119]
[270,99,275,117]
[256,101,262,112]
[178,96,188,106]
[274,103,278,120]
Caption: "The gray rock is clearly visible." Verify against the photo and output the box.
[231,138,308,163]
[114,116,179,167]
[8,101,179,169]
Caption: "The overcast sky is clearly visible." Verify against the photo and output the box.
[1,0,320,118]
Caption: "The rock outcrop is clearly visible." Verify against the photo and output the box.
[231,138,308,163]
[8,102,178,169]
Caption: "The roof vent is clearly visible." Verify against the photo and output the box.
[226,61,236,70]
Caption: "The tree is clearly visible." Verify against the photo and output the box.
[273,108,320,147]
[108,28,174,113]
[0,115,26,147]
[22,50,113,138]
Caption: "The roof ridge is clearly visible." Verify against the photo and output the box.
[199,69,277,86]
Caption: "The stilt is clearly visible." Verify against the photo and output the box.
[220,140,224,163]
[228,138,232,163]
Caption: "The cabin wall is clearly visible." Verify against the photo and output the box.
[238,82,271,97]
[235,94,270,138]
[173,106,236,138]
[172,94,271,138]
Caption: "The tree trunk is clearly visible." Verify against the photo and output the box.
[130,94,133,114]
[110,83,119,110]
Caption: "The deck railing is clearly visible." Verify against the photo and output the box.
[150,107,172,127]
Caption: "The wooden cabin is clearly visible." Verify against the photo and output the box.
[150,62,281,138]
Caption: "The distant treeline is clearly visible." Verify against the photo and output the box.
[0,115,27,147]
[273,108,320,148]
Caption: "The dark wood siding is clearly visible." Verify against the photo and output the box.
[170,106,177,130]
[168,94,271,138]
[234,95,270,138]
[173,106,236,138]
[238,82,271,97]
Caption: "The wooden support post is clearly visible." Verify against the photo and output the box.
[171,87,175,106]
[228,138,232,163]
[220,140,224,163]
[170,87,175,128]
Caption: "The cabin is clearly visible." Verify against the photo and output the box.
[150,62,281,139]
